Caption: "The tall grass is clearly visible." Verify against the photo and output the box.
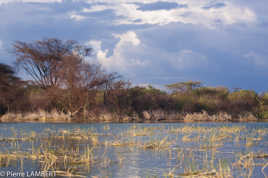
[0,125,268,177]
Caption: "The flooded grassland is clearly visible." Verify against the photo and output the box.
[0,123,268,178]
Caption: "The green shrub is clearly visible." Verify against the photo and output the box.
[227,90,258,114]
[261,92,268,105]
[259,110,268,119]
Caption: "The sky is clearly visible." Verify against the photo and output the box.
[0,0,268,92]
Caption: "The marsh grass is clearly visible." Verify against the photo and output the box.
[0,110,72,122]
[0,125,268,177]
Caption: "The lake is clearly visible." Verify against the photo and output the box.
[0,122,268,178]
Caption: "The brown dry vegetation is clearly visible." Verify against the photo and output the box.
[0,125,268,177]
[1,38,268,122]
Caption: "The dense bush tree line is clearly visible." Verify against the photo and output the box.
[0,38,268,120]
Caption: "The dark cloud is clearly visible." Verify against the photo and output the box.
[136,2,187,11]
[203,2,226,10]
[0,0,268,92]
[132,21,268,91]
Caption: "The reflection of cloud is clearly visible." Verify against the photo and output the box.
[80,0,256,28]
[87,31,149,73]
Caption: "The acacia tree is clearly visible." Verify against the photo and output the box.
[53,55,109,116]
[13,38,91,89]
[166,81,202,93]
[102,72,121,105]
[13,38,128,118]
[104,80,131,118]
[13,39,94,115]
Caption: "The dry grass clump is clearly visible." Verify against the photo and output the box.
[238,112,258,121]
[0,125,268,177]
[0,110,71,122]
[183,111,259,122]
[0,113,23,122]
[107,140,136,147]
[98,112,116,122]
[169,126,245,135]
[0,131,109,178]
[143,136,173,151]
[183,111,232,122]
[179,170,218,178]
[127,126,157,137]
[232,152,268,178]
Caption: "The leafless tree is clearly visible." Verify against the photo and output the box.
[104,80,131,118]
[53,55,109,116]
[13,38,91,89]
[12,38,129,118]
[102,72,122,105]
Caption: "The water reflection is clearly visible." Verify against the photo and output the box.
[0,122,267,177]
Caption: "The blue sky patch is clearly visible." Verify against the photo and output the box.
[0,0,267,92]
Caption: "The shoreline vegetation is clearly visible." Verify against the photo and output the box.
[1,38,268,123]
[0,110,265,123]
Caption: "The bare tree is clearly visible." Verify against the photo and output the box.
[53,55,108,116]
[102,72,121,105]
[104,80,131,119]
[13,38,126,118]
[13,38,91,89]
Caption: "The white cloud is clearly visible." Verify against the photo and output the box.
[0,40,6,55]
[80,0,256,28]
[82,6,108,13]
[86,40,102,51]
[135,83,164,90]
[0,40,4,53]
[169,49,208,70]
[0,0,62,4]
[87,31,148,73]
[69,12,86,21]
[113,31,140,46]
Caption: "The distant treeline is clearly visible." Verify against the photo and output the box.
[1,38,268,121]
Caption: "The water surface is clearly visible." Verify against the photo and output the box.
[0,122,268,178]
